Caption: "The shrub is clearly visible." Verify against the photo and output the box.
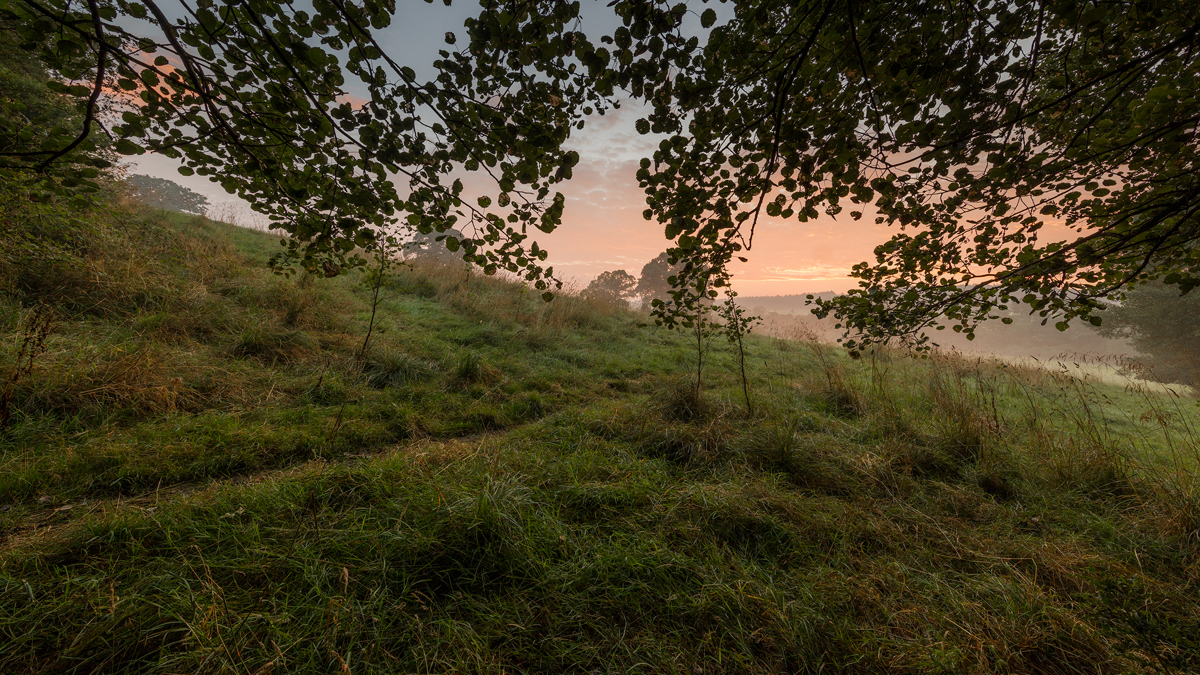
[502,391,548,423]
[738,421,858,494]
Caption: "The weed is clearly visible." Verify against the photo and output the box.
[717,289,761,414]
[740,422,857,494]
[502,391,548,423]
[800,339,862,418]
[635,422,727,465]
[923,353,1005,463]
[279,280,316,326]
[303,369,351,405]
[739,418,802,474]
[1096,575,1200,673]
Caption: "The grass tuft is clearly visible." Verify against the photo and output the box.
[232,324,314,363]
[362,349,434,388]
[453,350,499,385]
[658,377,711,422]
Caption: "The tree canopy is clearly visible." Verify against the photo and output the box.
[1,0,605,292]
[635,251,685,306]
[584,268,637,304]
[6,0,1199,345]
[126,174,209,215]
[630,0,1200,349]
[1093,281,1200,386]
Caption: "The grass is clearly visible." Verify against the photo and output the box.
[1,202,1198,673]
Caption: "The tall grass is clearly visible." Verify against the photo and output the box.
[2,199,1199,673]
[392,259,622,337]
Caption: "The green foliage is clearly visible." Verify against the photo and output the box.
[232,325,315,364]
[356,233,406,360]
[0,170,98,290]
[658,376,711,423]
[454,350,498,385]
[0,199,644,496]
[404,227,468,265]
[601,0,1199,349]
[0,302,52,429]
[0,19,112,197]
[8,1,1199,347]
[716,288,761,412]
[2,0,600,285]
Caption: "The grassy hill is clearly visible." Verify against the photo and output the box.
[1,203,1198,673]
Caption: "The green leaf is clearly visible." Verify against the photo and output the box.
[115,139,144,155]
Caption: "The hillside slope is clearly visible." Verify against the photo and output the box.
[1,204,1198,674]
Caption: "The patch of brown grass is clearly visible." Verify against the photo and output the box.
[9,339,257,415]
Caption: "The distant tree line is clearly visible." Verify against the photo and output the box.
[584,252,683,309]
[1094,282,1200,387]
[125,175,209,216]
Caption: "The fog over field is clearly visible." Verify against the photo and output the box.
[738,293,1200,396]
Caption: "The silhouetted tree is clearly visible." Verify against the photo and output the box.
[584,270,636,305]
[404,228,467,265]
[635,252,682,308]
[1095,281,1200,386]
[127,175,209,215]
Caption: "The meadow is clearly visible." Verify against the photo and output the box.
[1,203,1197,673]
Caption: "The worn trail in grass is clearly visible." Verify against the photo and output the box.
[1,207,1198,673]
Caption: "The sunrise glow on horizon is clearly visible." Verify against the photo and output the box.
[126,2,892,298]
[130,96,890,297]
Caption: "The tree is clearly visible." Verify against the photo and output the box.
[126,174,209,215]
[404,228,468,265]
[584,269,636,305]
[0,17,112,284]
[634,252,683,308]
[13,0,1198,343]
[0,15,112,199]
[1094,281,1200,386]
[716,289,760,413]
[0,0,616,291]
[623,0,1200,349]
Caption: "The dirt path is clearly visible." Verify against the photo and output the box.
[0,431,497,555]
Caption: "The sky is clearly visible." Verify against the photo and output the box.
[127,0,888,296]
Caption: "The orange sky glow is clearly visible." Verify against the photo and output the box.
[123,3,894,299]
[131,102,897,297]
